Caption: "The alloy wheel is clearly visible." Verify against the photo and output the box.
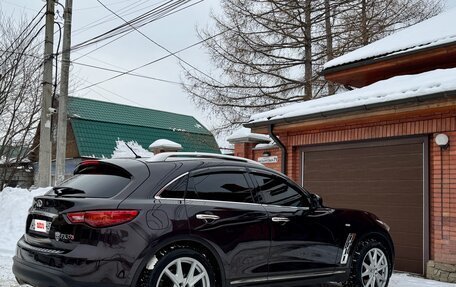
[361,248,389,287]
[156,257,210,287]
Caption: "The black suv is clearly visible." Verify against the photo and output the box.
[13,153,394,287]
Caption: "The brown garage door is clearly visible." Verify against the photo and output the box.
[302,139,426,274]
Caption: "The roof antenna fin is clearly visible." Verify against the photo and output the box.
[124,142,141,159]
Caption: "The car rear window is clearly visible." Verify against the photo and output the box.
[54,174,131,198]
[49,162,131,198]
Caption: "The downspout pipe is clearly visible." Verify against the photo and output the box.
[268,124,287,175]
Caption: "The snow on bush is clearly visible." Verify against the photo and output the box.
[111,140,154,159]
[0,187,50,257]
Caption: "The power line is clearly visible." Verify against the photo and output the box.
[22,0,156,57]
[0,26,230,92]
[74,0,142,11]
[0,0,45,13]
[71,61,182,85]
[73,28,228,92]
[72,0,202,61]
[52,22,63,103]
[0,25,46,78]
[72,74,145,107]
[0,4,46,67]
[0,47,181,85]
[95,0,224,85]
[73,0,165,36]
[71,0,195,52]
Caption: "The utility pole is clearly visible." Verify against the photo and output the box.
[55,0,73,185]
[37,0,55,187]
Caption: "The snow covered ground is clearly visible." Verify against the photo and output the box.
[0,187,454,286]
[0,255,453,287]
[0,188,49,257]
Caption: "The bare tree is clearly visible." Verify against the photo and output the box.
[183,0,443,133]
[0,12,43,188]
[334,0,443,49]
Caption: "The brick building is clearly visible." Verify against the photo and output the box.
[229,9,456,282]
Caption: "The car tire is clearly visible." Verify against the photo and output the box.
[343,238,392,287]
[142,248,217,287]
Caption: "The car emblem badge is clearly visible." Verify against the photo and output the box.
[36,199,43,208]
[55,231,74,242]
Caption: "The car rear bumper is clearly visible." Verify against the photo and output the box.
[13,239,133,287]
[13,255,124,287]
[13,256,129,287]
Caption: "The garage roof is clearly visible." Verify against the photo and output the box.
[324,8,456,70]
[247,68,456,126]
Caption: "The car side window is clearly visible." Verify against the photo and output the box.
[252,173,309,207]
[187,172,254,203]
[159,175,188,199]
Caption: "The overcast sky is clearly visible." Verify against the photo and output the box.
[1,0,456,147]
[1,0,222,137]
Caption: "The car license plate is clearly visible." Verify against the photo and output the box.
[30,219,51,234]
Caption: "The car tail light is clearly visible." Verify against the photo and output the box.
[80,160,100,166]
[66,210,139,227]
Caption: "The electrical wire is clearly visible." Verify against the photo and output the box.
[0,4,46,67]
[72,0,164,36]
[71,61,182,85]
[0,0,45,13]
[52,22,63,103]
[72,74,145,107]
[20,0,172,59]
[73,28,229,92]
[70,0,195,52]
[0,47,182,85]
[95,0,224,85]
[74,0,142,11]
[72,0,201,61]
[0,25,46,79]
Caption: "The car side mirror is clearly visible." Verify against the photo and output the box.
[309,193,323,208]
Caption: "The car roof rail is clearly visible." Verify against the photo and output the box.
[146,152,262,166]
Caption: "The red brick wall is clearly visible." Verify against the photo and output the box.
[430,132,456,264]
[252,148,282,171]
[284,112,456,184]
[237,111,456,264]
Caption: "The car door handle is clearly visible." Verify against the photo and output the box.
[271,217,290,223]
[196,214,220,222]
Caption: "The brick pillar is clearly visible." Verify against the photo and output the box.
[428,132,456,283]
[234,143,255,159]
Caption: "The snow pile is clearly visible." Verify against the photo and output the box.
[0,187,50,257]
[226,127,270,143]
[389,273,456,287]
[325,8,456,69]
[111,140,154,159]
[149,139,183,150]
[249,68,456,124]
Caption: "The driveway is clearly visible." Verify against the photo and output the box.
[1,256,454,287]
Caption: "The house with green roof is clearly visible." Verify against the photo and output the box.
[30,97,220,178]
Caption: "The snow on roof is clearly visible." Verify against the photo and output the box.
[226,127,271,143]
[249,68,456,124]
[111,140,154,159]
[254,142,277,150]
[324,8,456,69]
[149,139,183,150]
